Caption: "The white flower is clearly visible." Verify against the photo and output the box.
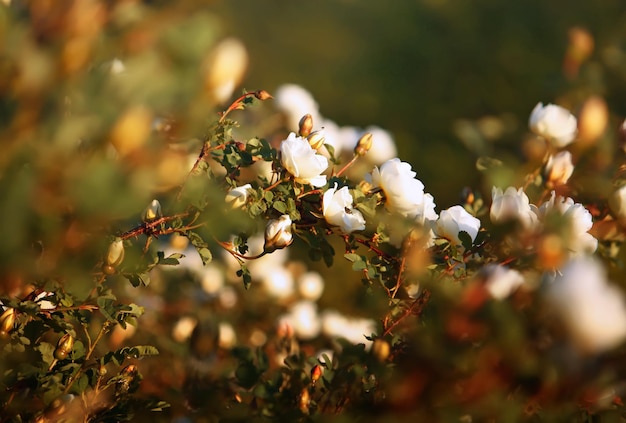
[545,256,626,354]
[529,102,578,148]
[204,38,249,104]
[225,184,252,208]
[490,186,538,230]
[544,151,574,188]
[538,192,597,255]
[298,271,324,301]
[279,301,321,340]
[275,84,321,132]
[362,126,397,165]
[368,158,437,223]
[321,310,376,347]
[480,264,525,300]
[218,322,237,349]
[435,205,481,246]
[264,215,293,253]
[322,184,366,233]
[261,267,295,299]
[280,133,329,187]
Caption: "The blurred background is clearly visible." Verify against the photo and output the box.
[2,0,626,420]
[213,0,626,206]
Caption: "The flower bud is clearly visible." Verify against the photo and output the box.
[299,387,310,413]
[371,338,391,362]
[354,132,373,156]
[54,333,74,360]
[225,184,252,209]
[543,151,574,188]
[306,130,326,150]
[310,364,323,383]
[0,308,16,338]
[254,89,273,101]
[116,364,139,395]
[264,215,293,253]
[106,238,125,268]
[141,199,162,223]
[609,184,626,226]
[298,114,313,137]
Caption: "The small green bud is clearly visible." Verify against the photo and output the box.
[54,333,74,360]
[298,114,313,138]
[307,130,326,150]
[141,199,162,223]
[106,238,125,268]
[354,132,373,156]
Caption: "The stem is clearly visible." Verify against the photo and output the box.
[335,155,358,177]
[382,289,430,336]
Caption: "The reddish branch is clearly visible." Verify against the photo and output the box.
[382,289,431,336]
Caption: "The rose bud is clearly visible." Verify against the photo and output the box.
[54,333,74,360]
[354,132,373,157]
[141,199,162,223]
[307,130,326,151]
[310,364,323,383]
[298,114,313,138]
[105,239,125,268]
[0,308,16,338]
[263,215,293,253]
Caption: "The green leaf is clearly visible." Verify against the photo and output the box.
[272,201,287,213]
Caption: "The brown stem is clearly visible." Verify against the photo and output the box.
[382,289,430,336]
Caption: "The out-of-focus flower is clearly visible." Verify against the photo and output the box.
[545,256,626,354]
[275,84,321,132]
[322,184,366,233]
[172,316,198,342]
[479,264,525,300]
[200,264,225,295]
[279,301,321,340]
[218,322,237,349]
[298,271,324,301]
[435,205,481,246]
[280,133,328,187]
[490,187,538,230]
[264,215,293,253]
[261,267,294,300]
[34,291,56,310]
[529,102,578,148]
[225,184,252,209]
[362,126,397,165]
[203,37,248,104]
[608,184,626,226]
[538,192,597,255]
[321,310,376,347]
[544,151,574,188]
[368,158,437,223]
[578,96,608,144]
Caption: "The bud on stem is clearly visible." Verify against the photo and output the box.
[298,114,313,138]
[141,199,162,223]
[54,333,74,360]
[105,238,125,269]
[307,130,325,150]
[354,132,373,156]
[264,215,293,253]
[0,308,16,338]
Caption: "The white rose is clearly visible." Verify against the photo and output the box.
[368,158,437,223]
[538,192,597,255]
[264,215,293,253]
[279,301,321,340]
[480,264,525,300]
[225,184,252,208]
[322,184,366,233]
[529,102,578,148]
[280,133,328,187]
[543,151,574,188]
[546,256,626,354]
[435,205,481,246]
[490,186,538,230]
